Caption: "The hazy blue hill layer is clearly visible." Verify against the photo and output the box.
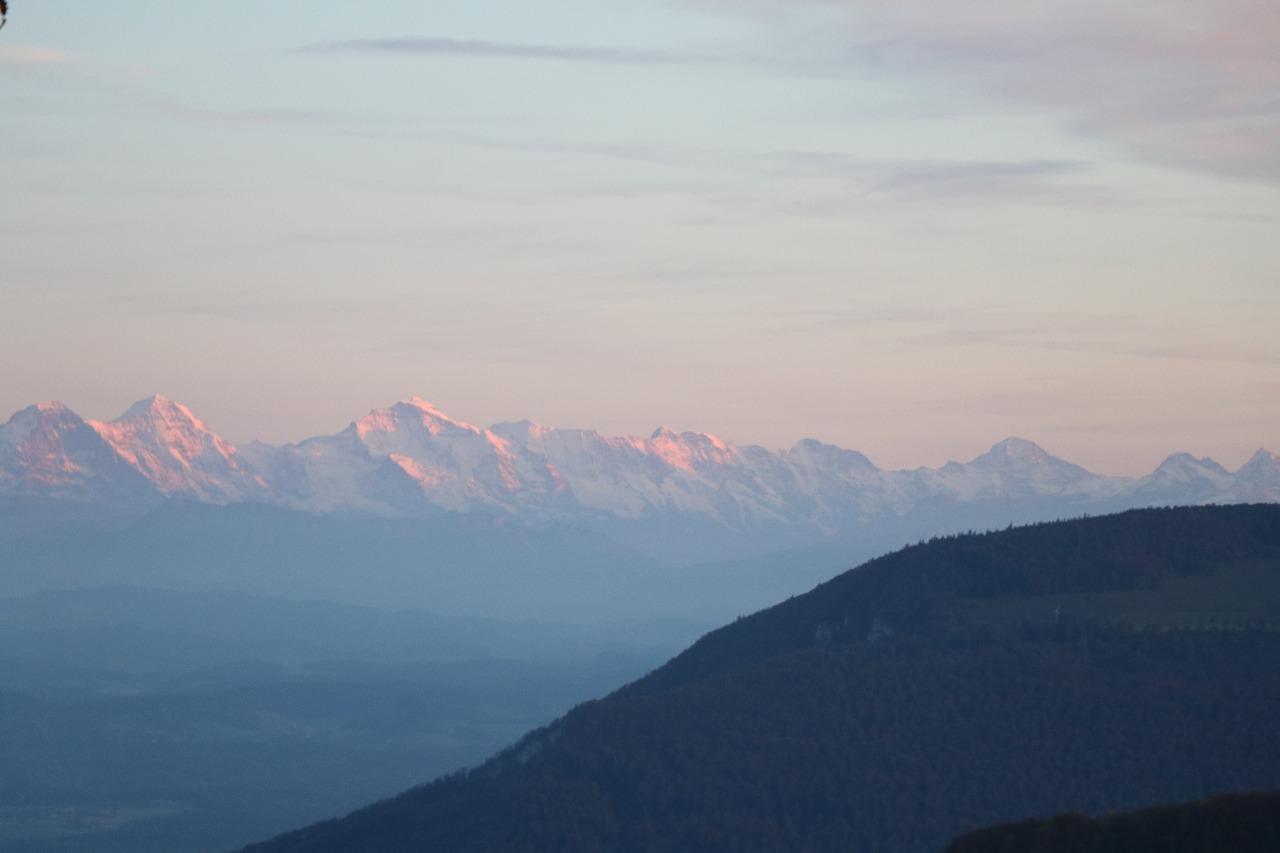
[0,499,853,626]
[0,587,681,853]
[240,505,1280,853]
[945,790,1280,853]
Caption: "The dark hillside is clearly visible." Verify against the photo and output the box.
[633,504,1280,692]
[240,505,1280,853]
[945,790,1280,853]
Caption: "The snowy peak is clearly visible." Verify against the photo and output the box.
[1134,450,1280,504]
[1234,449,1280,499]
[1,401,73,448]
[2,396,1276,543]
[99,395,229,459]
[973,438,1077,470]
[0,401,158,503]
[117,394,186,422]
[30,400,75,423]
[788,439,877,472]
[925,437,1110,501]
[329,399,543,513]
[1238,448,1280,475]
[646,427,737,471]
[405,395,474,426]
[0,402,84,459]
[488,419,552,444]
[1154,452,1230,476]
[356,398,482,441]
[1134,452,1234,504]
[88,396,265,504]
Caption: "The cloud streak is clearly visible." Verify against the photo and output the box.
[756,152,1108,210]
[428,129,1110,211]
[0,44,73,69]
[297,36,702,66]
[762,299,1280,367]
[686,0,1280,183]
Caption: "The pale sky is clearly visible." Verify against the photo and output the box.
[2,0,1277,475]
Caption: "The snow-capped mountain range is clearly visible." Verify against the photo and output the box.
[2,395,1277,542]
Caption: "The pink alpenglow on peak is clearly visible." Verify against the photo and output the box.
[0,402,74,448]
[87,396,266,503]
[647,427,738,472]
[355,398,482,440]
[388,453,449,489]
[0,401,156,501]
[93,395,232,463]
[2,395,1278,535]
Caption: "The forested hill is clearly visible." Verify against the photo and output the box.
[944,790,1280,853]
[629,503,1280,693]
[240,505,1280,853]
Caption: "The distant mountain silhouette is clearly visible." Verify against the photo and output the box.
[239,504,1280,853]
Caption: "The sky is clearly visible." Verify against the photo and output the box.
[1,0,1277,476]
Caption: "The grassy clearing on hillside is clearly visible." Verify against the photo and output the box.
[961,558,1280,630]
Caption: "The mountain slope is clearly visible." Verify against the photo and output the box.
[237,504,1280,853]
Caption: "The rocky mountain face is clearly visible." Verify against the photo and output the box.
[2,396,1277,561]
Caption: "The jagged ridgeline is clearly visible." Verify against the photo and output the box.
[240,505,1280,853]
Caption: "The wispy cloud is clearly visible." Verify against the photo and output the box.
[150,101,385,133]
[297,36,703,66]
[423,129,1110,211]
[120,290,618,365]
[0,44,73,69]
[107,293,423,324]
[2,68,394,137]
[685,0,1280,183]
[753,297,1280,369]
[754,152,1108,209]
